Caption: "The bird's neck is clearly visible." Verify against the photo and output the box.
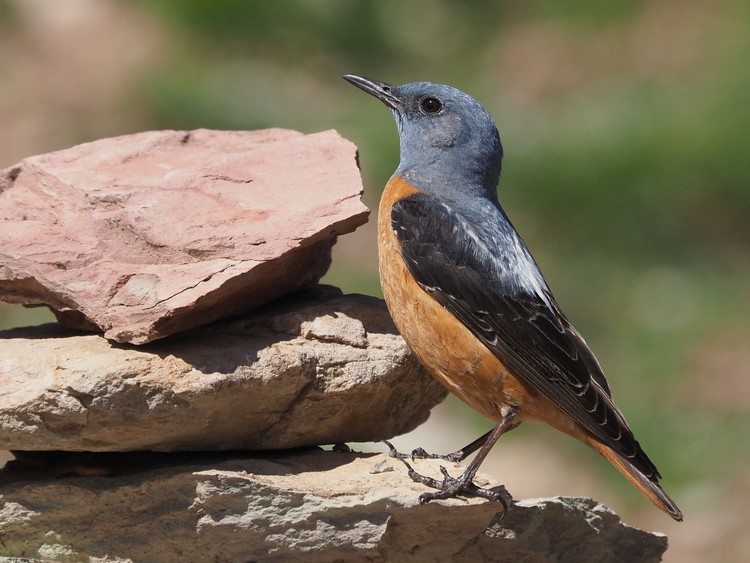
[397,159,501,203]
[396,125,503,202]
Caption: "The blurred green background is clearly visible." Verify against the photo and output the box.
[1,1,748,560]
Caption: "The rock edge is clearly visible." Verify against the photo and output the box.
[0,449,668,562]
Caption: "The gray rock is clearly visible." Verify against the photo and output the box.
[0,128,369,344]
[0,450,668,562]
[0,291,446,452]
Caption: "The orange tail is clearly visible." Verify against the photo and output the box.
[587,438,683,522]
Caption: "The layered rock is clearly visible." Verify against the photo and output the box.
[0,449,668,562]
[0,128,368,344]
[0,128,673,562]
[0,290,446,452]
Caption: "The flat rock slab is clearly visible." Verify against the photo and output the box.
[0,450,669,562]
[0,128,368,343]
[0,290,446,452]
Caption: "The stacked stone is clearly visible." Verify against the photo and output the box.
[0,130,667,562]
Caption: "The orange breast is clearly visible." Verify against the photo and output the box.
[377,176,586,439]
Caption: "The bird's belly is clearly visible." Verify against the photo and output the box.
[377,177,533,422]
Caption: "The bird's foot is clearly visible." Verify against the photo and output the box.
[399,459,512,513]
[383,440,465,463]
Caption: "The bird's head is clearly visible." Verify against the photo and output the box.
[343,74,503,201]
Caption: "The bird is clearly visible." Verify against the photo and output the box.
[343,74,683,522]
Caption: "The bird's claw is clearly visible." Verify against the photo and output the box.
[382,441,464,462]
[383,441,433,460]
[396,458,512,516]
[383,440,407,459]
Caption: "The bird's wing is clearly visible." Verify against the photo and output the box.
[391,193,661,481]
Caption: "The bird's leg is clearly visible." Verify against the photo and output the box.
[384,430,491,463]
[397,410,518,510]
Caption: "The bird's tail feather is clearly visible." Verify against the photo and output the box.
[587,438,683,522]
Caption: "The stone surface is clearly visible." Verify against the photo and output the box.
[0,290,446,452]
[0,128,368,344]
[0,449,669,562]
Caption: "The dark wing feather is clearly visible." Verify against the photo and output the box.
[392,193,661,482]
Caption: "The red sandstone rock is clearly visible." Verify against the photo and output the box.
[0,129,368,343]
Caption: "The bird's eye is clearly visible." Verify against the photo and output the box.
[420,97,443,114]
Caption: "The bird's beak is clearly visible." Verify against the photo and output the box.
[343,74,402,110]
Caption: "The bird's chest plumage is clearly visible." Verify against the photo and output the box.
[377,176,532,421]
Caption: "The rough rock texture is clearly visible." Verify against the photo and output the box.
[0,128,368,344]
[0,290,446,452]
[0,449,668,562]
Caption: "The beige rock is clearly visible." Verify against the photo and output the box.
[0,291,446,452]
[0,128,368,344]
[0,449,669,562]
